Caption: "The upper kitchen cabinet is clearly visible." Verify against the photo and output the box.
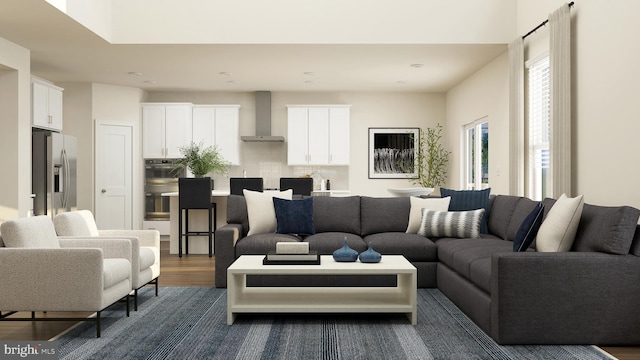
[192,105,240,166]
[32,79,63,131]
[142,103,192,159]
[287,105,351,166]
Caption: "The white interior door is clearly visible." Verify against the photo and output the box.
[96,123,132,229]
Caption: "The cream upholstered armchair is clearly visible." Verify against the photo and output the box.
[0,215,132,337]
[53,210,160,310]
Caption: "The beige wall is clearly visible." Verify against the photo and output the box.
[516,0,640,207]
[0,37,31,221]
[445,52,510,194]
[148,91,445,197]
[446,0,640,208]
[62,82,147,227]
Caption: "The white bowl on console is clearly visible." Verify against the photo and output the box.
[387,187,435,197]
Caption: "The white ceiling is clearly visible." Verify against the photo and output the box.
[0,0,510,92]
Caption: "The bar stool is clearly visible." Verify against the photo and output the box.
[279,177,313,197]
[178,177,215,258]
[230,177,264,195]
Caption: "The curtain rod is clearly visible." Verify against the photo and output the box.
[522,1,574,40]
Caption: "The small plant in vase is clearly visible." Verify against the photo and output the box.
[172,141,231,179]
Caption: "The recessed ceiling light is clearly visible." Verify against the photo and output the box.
[410,64,424,68]
[128,72,142,76]
[219,72,232,76]
[227,80,240,84]
[143,80,157,84]
[303,72,316,76]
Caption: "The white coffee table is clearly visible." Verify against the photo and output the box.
[226,255,417,325]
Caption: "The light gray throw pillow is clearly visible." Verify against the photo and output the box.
[417,209,485,239]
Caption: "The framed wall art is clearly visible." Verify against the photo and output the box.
[368,127,419,179]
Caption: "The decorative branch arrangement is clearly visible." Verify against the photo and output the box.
[412,124,450,188]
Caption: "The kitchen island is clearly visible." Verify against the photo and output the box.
[162,190,230,255]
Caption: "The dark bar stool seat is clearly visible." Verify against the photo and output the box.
[230,177,264,195]
[178,177,216,258]
[279,177,313,197]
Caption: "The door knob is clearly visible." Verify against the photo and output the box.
[101,189,107,193]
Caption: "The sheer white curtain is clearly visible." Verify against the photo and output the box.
[549,4,572,197]
[508,38,525,196]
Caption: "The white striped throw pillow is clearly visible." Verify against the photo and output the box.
[417,209,485,239]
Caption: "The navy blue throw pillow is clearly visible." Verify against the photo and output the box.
[440,188,491,234]
[513,203,545,252]
[273,197,316,235]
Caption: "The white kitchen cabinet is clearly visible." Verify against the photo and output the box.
[328,107,350,165]
[142,103,192,159]
[32,79,63,131]
[287,105,350,166]
[192,105,240,165]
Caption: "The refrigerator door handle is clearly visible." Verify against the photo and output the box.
[62,148,69,210]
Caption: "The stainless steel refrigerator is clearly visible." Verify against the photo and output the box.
[32,131,77,217]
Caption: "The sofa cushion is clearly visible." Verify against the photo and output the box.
[273,197,315,235]
[440,188,491,234]
[244,189,292,236]
[313,196,361,234]
[487,195,540,242]
[406,196,451,234]
[536,194,584,252]
[139,246,156,270]
[305,232,367,255]
[572,204,640,254]
[363,232,438,262]
[436,236,511,290]
[103,258,132,289]
[513,203,545,252]
[360,196,410,236]
[418,209,484,239]
[1,216,61,249]
[235,233,301,255]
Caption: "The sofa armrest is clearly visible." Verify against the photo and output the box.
[491,252,640,344]
[214,224,242,288]
[0,248,105,311]
[59,237,132,264]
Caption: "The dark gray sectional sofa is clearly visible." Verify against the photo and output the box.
[214,193,640,345]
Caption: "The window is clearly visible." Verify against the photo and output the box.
[526,56,550,201]
[463,118,489,190]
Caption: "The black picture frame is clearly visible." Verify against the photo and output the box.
[368,127,419,179]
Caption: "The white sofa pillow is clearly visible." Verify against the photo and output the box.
[406,196,451,234]
[244,189,293,236]
[536,194,584,252]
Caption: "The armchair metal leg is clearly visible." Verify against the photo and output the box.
[96,311,101,338]
[126,294,130,317]
[134,289,138,311]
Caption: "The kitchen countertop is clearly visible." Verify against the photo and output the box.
[161,190,231,197]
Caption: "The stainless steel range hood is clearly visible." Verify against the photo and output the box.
[241,91,285,142]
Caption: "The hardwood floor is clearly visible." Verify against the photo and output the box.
[0,241,637,359]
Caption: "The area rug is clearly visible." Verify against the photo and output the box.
[54,287,612,360]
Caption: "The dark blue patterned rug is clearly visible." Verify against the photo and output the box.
[54,287,612,359]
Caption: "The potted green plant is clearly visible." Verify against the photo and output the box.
[412,124,450,189]
[172,141,231,179]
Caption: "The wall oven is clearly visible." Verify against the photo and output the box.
[144,159,183,220]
